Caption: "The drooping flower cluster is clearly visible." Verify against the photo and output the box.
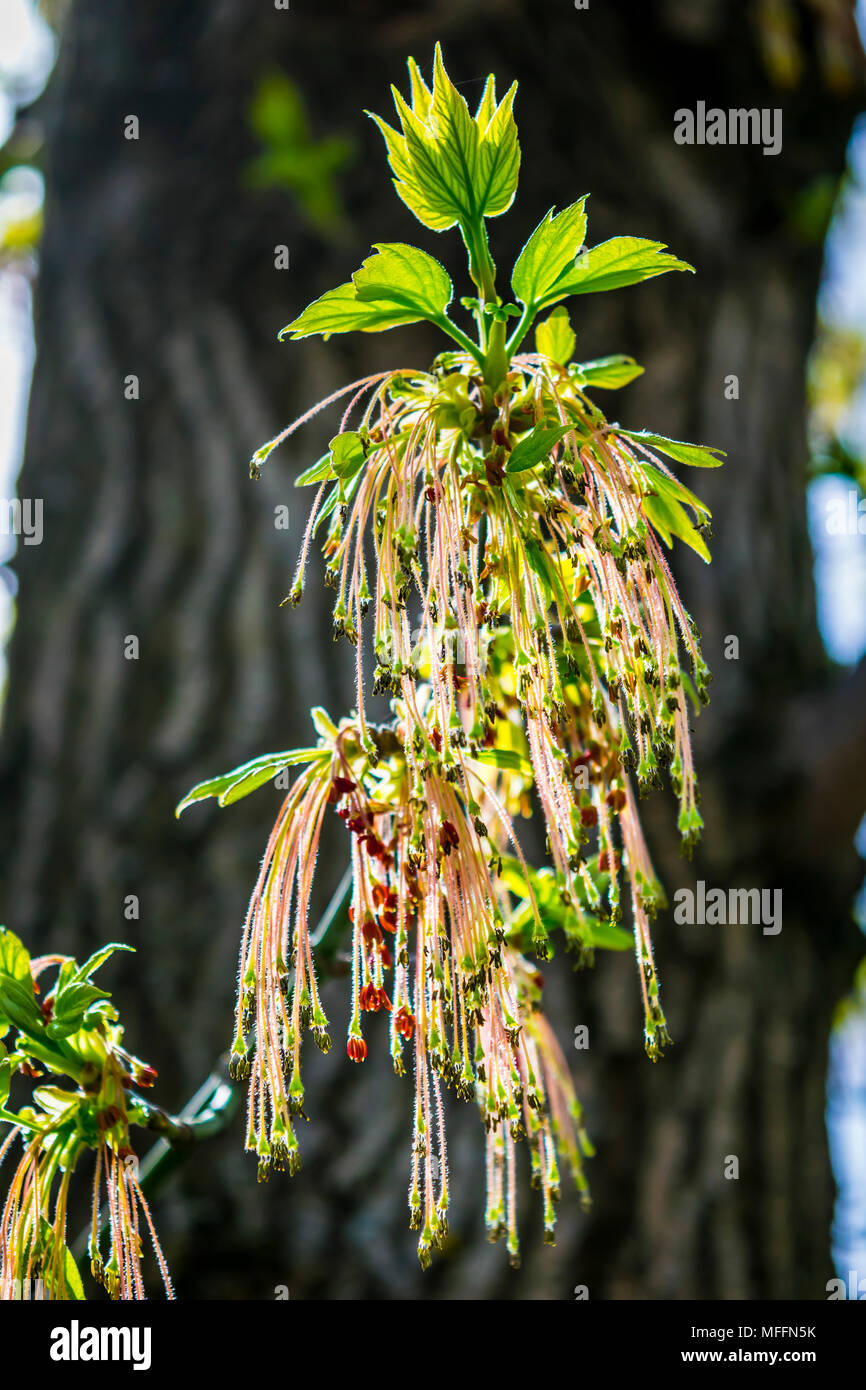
[180,45,721,1266]
[0,931,173,1300]
[215,704,591,1264]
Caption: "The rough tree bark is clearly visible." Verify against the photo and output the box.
[1,0,864,1298]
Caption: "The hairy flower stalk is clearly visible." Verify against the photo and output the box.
[179,44,723,1266]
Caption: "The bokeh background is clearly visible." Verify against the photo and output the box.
[1,0,866,1300]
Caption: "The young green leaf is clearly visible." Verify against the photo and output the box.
[296,454,335,487]
[279,282,419,340]
[176,749,323,816]
[280,243,453,342]
[352,242,453,319]
[329,431,367,480]
[505,422,571,474]
[475,75,520,218]
[309,706,338,740]
[643,493,711,563]
[511,199,588,311]
[541,236,694,305]
[0,927,32,985]
[642,461,711,518]
[74,943,135,984]
[573,354,644,389]
[582,918,633,951]
[46,982,112,1040]
[535,306,576,366]
[38,1218,86,1300]
[368,45,519,230]
[0,977,42,1033]
[469,747,533,778]
[621,428,725,469]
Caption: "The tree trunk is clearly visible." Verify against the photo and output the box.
[1,0,864,1298]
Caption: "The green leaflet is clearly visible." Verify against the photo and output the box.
[469,746,533,778]
[368,44,519,231]
[280,243,452,341]
[38,1219,86,1301]
[498,858,633,952]
[46,982,111,1040]
[74,943,135,983]
[352,242,453,318]
[511,200,588,310]
[644,493,711,563]
[535,306,576,366]
[505,422,571,474]
[539,236,693,309]
[523,538,554,608]
[329,431,367,481]
[0,927,31,984]
[475,74,520,218]
[279,282,413,339]
[296,454,335,487]
[642,461,711,518]
[582,918,634,951]
[574,354,644,389]
[621,427,725,469]
[309,706,338,739]
[0,977,42,1033]
[176,748,325,816]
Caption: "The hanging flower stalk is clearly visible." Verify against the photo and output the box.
[0,929,173,1300]
[180,44,722,1266]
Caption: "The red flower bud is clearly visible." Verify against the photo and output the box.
[394,1006,415,1040]
[347,1036,367,1063]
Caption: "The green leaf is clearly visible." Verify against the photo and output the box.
[505,422,571,474]
[574,355,644,389]
[74,944,135,984]
[0,1049,10,1107]
[329,431,367,480]
[279,242,453,342]
[279,281,412,339]
[352,242,453,319]
[47,983,111,1040]
[535,306,576,365]
[511,199,588,310]
[642,462,711,518]
[176,749,322,816]
[523,539,554,607]
[0,928,31,985]
[296,454,335,487]
[583,918,633,951]
[0,977,42,1033]
[475,76,520,218]
[539,236,694,307]
[310,707,338,740]
[38,1219,86,1301]
[621,428,725,469]
[643,493,710,563]
[369,47,520,231]
[469,747,532,778]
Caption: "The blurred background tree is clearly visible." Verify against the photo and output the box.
[1,0,865,1299]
